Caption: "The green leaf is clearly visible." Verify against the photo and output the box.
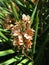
[0,31,8,41]
[0,19,2,24]
[13,0,24,7]
[0,7,9,13]
[0,13,4,18]
[0,55,23,65]
[33,12,39,54]
[0,39,2,42]
[0,57,17,65]
[20,58,29,64]
[0,49,15,56]
[14,0,31,14]
[31,3,38,23]
[28,62,33,65]
[0,28,9,33]
[10,0,19,20]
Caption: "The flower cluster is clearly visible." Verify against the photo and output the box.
[11,14,35,50]
[3,14,35,51]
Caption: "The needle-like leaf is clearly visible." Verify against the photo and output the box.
[0,31,8,41]
[33,12,39,54]
[10,0,19,20]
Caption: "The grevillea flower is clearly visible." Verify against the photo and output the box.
[3,14,35,51]
[25,39,32,50]
[22,14,30,22]
[12,14,35,50]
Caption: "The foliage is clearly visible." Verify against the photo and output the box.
[0,0,49,65]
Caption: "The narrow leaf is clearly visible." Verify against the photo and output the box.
[0,56,23,65]
[17,63,22,65]
[0,49,14,56]
[0,31,8,41]
[21,58,29,64]
[31,3,38,23]
[0,28,9,33]
[0,57,17,65]
[13,0,24,7]
[10,0,19,20]
[28,62,33,65]
[0,39,2,42]
[33,12,39,54]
